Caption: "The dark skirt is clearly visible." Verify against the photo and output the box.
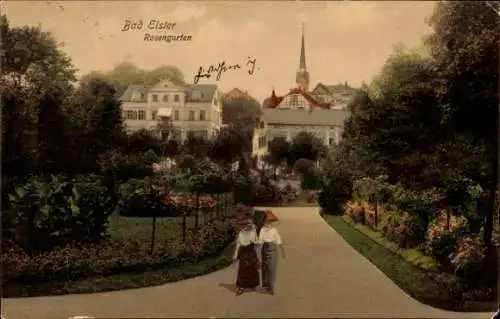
[236,244,260,289]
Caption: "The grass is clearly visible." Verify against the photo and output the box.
[342,216,439,272]
[108,215,196,243]
[107,213,225,243]
[4,243,235,297]
[323,214,497,312]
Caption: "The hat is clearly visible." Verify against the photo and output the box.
[264,210,279,222]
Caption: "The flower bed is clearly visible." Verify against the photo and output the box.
[1,217,239,297]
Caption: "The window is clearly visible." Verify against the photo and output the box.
[138,110,146,120]
[162,95,168,102]
[290,95,298,106]
[199,110,206,121]
[151,110,157,120]
[152,94,158,102]
[174,94,180,102]
[126,110,138,120]
[174,110,179,120]
[213,98,218,106]
[140,93,145,100]
[189,110,195,121]
[329,138,334,145]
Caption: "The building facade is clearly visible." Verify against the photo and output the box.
[251,119,268,170]
[120,80,222,141]
[262,26,356,146]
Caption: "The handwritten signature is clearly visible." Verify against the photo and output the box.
[193,57,258,84]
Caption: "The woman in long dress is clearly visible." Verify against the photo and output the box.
[233,217,260,295]
[258,215,285,295]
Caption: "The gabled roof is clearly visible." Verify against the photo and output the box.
[184,84,217,102]
[120,84,150,102]
[263,108,350,126]
[263,88,331,109]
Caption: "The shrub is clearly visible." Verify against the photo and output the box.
[118,177,182,218]
[5,174,114,252]
[450,236,486,282]
[318,177,352,215]
[300,189,318,203]
[344,201,365,224]
[1,219,236,288]
[377,211,427,249]
[300,168,322,190]
[425,213,469,268]
[251,181,282,205]
[99,149,159,183]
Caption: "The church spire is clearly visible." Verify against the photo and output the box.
[296,23,310,91]
[299,23,306,70]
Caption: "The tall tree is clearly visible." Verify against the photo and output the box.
[1,15,77,179]
[66,78,125,173]
[427,1,499,248]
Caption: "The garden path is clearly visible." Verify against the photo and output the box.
[2,206,494,319]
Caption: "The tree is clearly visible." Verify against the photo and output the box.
[222,98,262,130]
[344,49,442,185]
[208,125,248,164]
[288,132,326,166]
[293,158,313,175]
[1,15,77,180]
[266,137,290,178]
[182,132,209,159]
[66,78,125,173]
[126,129,161,154]
[80,62,185,96]
[427,1,499,248]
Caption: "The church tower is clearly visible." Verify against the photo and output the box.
[295,24,310,91]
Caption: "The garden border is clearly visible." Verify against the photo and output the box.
[3,242,236,298]
[322,214,496,312]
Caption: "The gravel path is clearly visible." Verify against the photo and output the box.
[2,206,494,319]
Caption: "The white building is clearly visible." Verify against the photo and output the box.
[120,80,222,141]
[261,25,355,146]
[251,119,268,170]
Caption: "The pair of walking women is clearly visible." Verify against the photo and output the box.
[233,213,285,296]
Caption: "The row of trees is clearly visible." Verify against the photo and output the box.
[321,1,498,258]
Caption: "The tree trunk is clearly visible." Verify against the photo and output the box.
[150,215,157,254]
[182,213,187,242]
[195,192,200,229]
[483,137,499,248]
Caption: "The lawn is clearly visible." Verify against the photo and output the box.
[108,215,197,243]
[323,214,496,312]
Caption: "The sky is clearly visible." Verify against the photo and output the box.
[5,1,437,103]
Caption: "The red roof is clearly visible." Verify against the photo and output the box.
[263,87,331,109]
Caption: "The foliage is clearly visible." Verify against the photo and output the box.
[99,149,159,183]
[293,158,313,175]
[208,125,249,164]
[377,211,425,249]
[288,132,326,165]
[425,213,469,268]
[125,129,162,154]
[221,95,262,131]
[450,236,487,282]
[266,137,290,169]
[117,177,181,218]
[300,167,322,190]
[80,62,185,96]
[1,219,235,290]
[4,174,114,252]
